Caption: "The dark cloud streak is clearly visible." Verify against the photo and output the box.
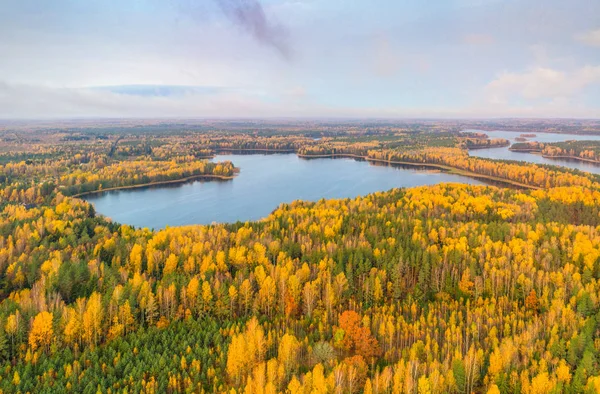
[214,0,291,60]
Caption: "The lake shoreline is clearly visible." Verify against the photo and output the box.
[462,129,600,137]
[509,148,542,153]
[298,153,538,189]
[76,150,540,202]
[215,148,296,154]
[466,146,509,150]
[81,153,490,228]
[541,155,600,165]
[466,143,511,150]
[71,174,236,198]
[509,149,600,165]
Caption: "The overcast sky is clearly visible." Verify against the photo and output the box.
[1,0,599,119]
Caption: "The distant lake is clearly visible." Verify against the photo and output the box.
[84,154,485,228]
[464,129,600,174]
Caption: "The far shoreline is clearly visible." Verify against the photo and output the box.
[541,154,600,165]
[461,129,600,137]
[69,174,236,198]
[508,149,600,165]
[298,153,539,189]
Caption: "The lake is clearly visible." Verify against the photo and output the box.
[84,154,485,228]
[464,129,600,174]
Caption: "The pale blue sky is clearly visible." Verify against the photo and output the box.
[0,0,599,118]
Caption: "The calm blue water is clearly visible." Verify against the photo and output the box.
[464,129,600,174]
[84,154,484,228]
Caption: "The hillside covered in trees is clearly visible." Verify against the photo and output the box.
[1,126,600,393]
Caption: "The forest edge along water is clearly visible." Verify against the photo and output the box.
[83,153,488,228]
[464,129,600,174]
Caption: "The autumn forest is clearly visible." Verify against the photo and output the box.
[1,123,600,393]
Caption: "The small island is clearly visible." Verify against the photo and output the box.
[509,141,544,152]
[462,137,510,149]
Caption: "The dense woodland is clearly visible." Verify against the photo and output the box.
[541,141,600,163]
[1,127,600,393]
[510,141,600,164]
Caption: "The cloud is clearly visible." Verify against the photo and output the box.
[0,82,280,119]
[284,86,307,98]
[463,34,494,46]
[575,28,600,47]
[485,66,600,103]
[372,35,403,77]
[1,81,598,120]
[213,0,291,59]
[91,85,223,97]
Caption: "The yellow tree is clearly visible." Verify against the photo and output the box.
[129,244,143,273]
[118,301,135,335]
[226,318,266,386]
[29,311,53,351]
[63,307,82,347]
[278,333,300,377]
[5,311,20,348]
[186,276,200,312]
[83,292,104,346]
[259,276,277,317]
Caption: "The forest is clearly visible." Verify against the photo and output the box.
[541,141,600,164]
[510,141,600,164]
[1,126,600,393]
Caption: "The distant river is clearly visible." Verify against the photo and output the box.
[84,154,485,228]
[464,129,600,174]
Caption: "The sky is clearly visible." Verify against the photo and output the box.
[0,0,599,119]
